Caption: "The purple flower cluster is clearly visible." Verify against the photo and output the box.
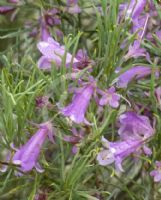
[2,0,160,186]
[97,112,154,172]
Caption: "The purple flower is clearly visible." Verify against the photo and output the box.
[44,8,61,26]
[97,111,154,171]
[155,87,161,105]
[37,37,79,69]
[132,14,149,38]
[116,66,152,88]
[61,81,96,124]
[12,121,54,173]
[156,30,161,41]
[73,49,94,70]
[55,29,64,39]
[8,0,19,3]
[97,136,143,172]
[0,6,15,14]
[40,19,51,41]
[66,0,81,14]
[125,41,147,60]
[126,0,146,19]
[67,0,78,4]
[150,161,161,182]
[97,87,120,108]
[118,112,154,140]
[36,96,53,109]
[64,128,84,154]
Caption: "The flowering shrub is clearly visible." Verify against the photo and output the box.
[0,0,161,199]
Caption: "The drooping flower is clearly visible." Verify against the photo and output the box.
[97,111,154,171]
[150,161,161,182]
[118,111,154,140]
[116,66,152,88]
[97,136,143,172]
[37,37,79,69]
[97,86,120,108]
[61,81,96,124]
[64,128,84,154]
[12,121,54,173]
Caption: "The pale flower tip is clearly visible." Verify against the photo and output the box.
[0,166,8,173]
[38,42,49,49]
[35,163,44,173]
[13,160,21,165]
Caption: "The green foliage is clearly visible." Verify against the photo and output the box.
[0,0,161,200]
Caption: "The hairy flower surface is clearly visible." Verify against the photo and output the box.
[12,121,54,173]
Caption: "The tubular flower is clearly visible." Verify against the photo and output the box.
[97,112,154,171]
[126,0,147,19]
[40,19,51,41]
[116,66,152,88]
[12,121,54,173]
[97,136,143,172]
[61,81,96,124]
[150,161,161,182]
[37,37,79,69]
[118,111,154,140]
